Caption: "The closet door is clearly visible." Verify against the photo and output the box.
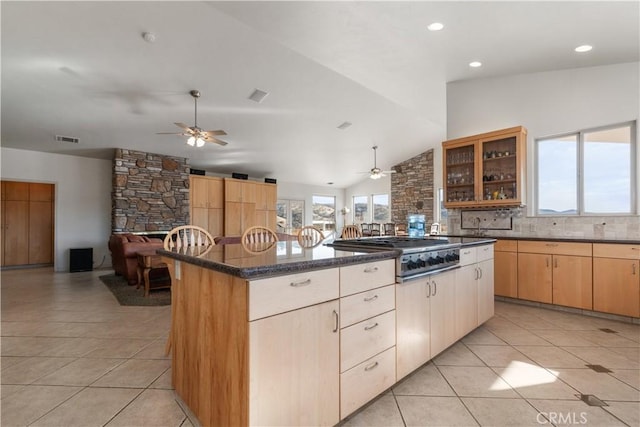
[29,183,54,264]
[3,182,30,266]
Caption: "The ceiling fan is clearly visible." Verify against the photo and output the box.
[157,90,228,147]
[361,146,396,180]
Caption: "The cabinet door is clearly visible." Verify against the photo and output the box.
[224,202,243,236]
[207,209,224,237]
[443,141,478,207]
[207,178,224,209]
[477,259,495,324]
[455,264,478,339]
[28,200,53,264]
[552,255,593,309]
[242,202,256,231]
[593,258,640,317]
[494,250,518,297]
[479,133,521,205]
[518,253,552,303]
[225,179,244,202]
[3,200,29,266]
[190,176,208,208]
[242,181,256,203]
[255,184,267,211]
[5,181,29,201]
[29,183,53,202]
[265,184,277,210]
[249,300,339,427]
[396,279,430,380]
[191,207,209,230]
[430,270,457,357]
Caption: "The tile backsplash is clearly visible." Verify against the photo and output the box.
[448,209,640,240]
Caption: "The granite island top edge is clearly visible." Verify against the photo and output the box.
[158,246,400,280]
[444,235,640,245]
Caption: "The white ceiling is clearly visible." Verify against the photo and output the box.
[2,1,638,188]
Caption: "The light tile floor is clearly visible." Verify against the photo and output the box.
[2,268,639,426]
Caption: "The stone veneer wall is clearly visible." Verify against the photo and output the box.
[112,149,190,233]
[390,149,434,225]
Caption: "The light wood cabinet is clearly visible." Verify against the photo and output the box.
[593,244,640,317]
[250,300,340,427]
[429,269,457,357]
[2,181,54,267]
[517,241,592,309]
[443,126,527,208]
[224,179,259,236]
[455,264,478,339]
[518,252,553,303]
[478,258,495,324]
[396,277,430,380]
[189,176,224,236]
[494,240,518,297]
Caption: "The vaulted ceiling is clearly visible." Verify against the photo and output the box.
[2,1,638,187]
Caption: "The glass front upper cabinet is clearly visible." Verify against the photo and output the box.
[443,126,527,208]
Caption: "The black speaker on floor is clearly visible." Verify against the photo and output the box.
[70,248,93,272]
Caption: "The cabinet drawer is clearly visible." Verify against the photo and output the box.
[340,310,395,372]
[340,346,396,420]
[495,239,517,252]
[249,269,339,321]
[518,240,592,257]
[476,244,494,262]
[459,247,477,266]
[340,284,395,328]
[593,243,640,260]
[340,259,395,297]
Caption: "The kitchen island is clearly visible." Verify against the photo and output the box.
[159,237,494,426]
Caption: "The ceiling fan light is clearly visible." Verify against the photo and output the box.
[196,137,205,148]
[186,136,196,146]
[370,173,382,180]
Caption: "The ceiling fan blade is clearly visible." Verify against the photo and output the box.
[174,122,193,132]
[203,130,227,136]
[209,137,229,146]
[156,132,184,135]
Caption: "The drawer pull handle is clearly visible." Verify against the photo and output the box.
[290,279,312,287]
[364,266,379,273]
[463,250,471,255]
[633,247,639,251]
[364,361,379,371]
[332,310,339,333]
[432,280,437,296]
[364,322,379,331]
[545,243,559,247]
[633,264,637,276]
[364,294,378,302]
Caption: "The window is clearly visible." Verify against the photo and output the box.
[536,122,635,215]
[276,199,304,233]
[372,194,390,223]
[352,193,391,223]
[353,196,368,223]
[436,188,448,234]
[312,195,336,232]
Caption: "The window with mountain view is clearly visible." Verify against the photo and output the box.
[372,194,390,222]
[353,196,368,223]
[312,195,336,232]
[536,122,635,215]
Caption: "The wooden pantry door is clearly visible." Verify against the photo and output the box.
[1,181,54,267]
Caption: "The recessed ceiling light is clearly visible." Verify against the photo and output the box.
[427,22,444,31]
[469,61,482,68]
[575,45,593,53]
[337,121,352,130]
[142,32,156,43]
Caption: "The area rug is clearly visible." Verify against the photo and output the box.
[99,274,171,306]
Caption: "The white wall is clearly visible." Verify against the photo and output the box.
[277,181,346,236]
[446,62,640,238]
[344,175,391,225]
[1,148,112,271]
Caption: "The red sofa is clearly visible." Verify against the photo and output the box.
[108,234,165,285]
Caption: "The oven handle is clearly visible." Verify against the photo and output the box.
[396,264,461,283]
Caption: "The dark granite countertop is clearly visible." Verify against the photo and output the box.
[443,235,640,245]
[158,240,399,280]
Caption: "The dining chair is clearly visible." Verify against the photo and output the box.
[369,223,381,236]
[383,223,396,236]
[164,225,215,257]
[396,223,408,236]
[297,226,325,248]
[242,226,279,253]
[340,225,362,239]
[360,223,372,237]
